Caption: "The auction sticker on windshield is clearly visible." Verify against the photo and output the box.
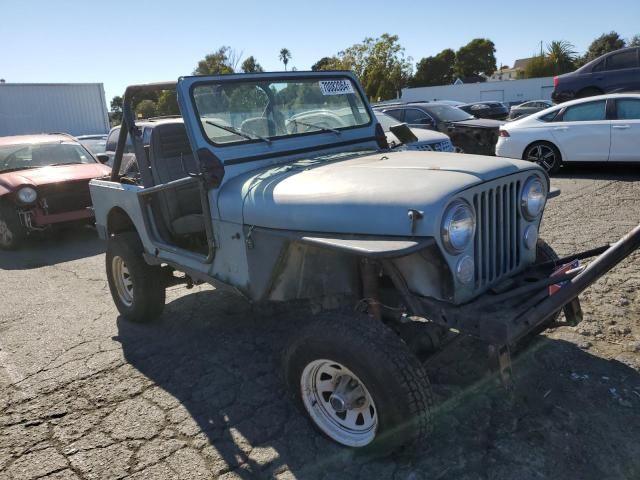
[319,80,355,96]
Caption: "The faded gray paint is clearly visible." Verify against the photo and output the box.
[0,83,110,136]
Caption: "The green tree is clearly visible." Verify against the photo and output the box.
[410,48,455,87]
[110,95,123,112]
[338,33,412,101]
[454,38,497,77]
[311,56,351,71]
[241,56,263,73]
[279,48,292,71]
[546,40,577,74]
[156,90,180,116]
[194,47,236,75]
[136,99,158,119]
[584,31,626,62]
[628,34,640,47]
[522,54,555,78]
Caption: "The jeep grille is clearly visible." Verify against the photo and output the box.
[472,180,522,289]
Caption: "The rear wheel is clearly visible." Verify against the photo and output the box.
[106,232,166,322]
[284,313,433,454]
[0,203,26,250]
[576,87,602,99]
[524,142,562,174]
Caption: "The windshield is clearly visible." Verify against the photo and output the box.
[422,104,475,122]
[0,142,96,173]
[192,77,371,145]
[79,138,107,154]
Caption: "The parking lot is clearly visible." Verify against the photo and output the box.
[0,165,639,480]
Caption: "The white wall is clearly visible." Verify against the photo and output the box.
[401,77,555,104]
[0,83,110,137]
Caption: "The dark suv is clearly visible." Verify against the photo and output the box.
[552,47,640,103]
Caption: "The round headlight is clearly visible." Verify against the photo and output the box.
[441,200,475,253]
[456,255,475,284]
[17,187,37,204]
[521,176,546,220]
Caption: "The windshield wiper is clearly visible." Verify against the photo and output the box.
[289,119,341,135]
[52,162,83,166]
[205,120,271,144]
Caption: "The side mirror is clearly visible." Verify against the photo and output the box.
[96,154,110,164]
[389,123,418,144]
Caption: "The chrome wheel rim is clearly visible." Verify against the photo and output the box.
[111,256,134,307]
[0,218,13,247]
[527,144,556,172]
[300,359,378,447]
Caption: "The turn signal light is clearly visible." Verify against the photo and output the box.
[499,129,510,137]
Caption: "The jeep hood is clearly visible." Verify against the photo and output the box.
[0,164,111,195]
[217,150,539,237]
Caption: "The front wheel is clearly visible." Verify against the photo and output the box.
[0,203,26,250]
[106,232,166,322]
[524,142,562,174]
[283,313,433,454]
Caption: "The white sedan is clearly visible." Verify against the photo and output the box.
[496,93,640,174]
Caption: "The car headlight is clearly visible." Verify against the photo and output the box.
[520,176,546,220]
[17,187,37,204]
[441,200,475,253]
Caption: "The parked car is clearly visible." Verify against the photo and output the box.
[89,71,640,454]
[552,46,640,103]
[374,111,454,152]
[0,133,111,248]
[459,101,509,120]
[77,134,108,154]
[508,100,554,120]
[496,93,640,174]
[374,101,504,155]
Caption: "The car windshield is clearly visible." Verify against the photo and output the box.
[79,138,107,154]
[191,77,371,145]
[0,142,95,173]
[374,112,402,132]
[422,104,475,122]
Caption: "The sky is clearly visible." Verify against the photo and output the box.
[1,0,639,103]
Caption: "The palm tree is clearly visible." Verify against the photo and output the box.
[279,48,292,71]
[546,40,577,75]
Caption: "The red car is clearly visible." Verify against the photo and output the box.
[0,133,111,249]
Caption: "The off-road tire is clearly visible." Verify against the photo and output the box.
[283,313,433,455]
[106,232,165,322]
[0,202,26,250]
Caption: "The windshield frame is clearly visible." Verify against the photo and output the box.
[188,73,373,149]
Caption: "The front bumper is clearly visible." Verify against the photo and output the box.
[24,207,93,228]
[404,222,640,347]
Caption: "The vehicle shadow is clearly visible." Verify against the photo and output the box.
[115,288,640,479]
[555,163,640,181]
[0,225,104,270]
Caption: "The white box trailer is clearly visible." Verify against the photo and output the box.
[0,83,110,137]
[401,77,555,105]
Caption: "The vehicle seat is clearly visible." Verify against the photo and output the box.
[149,123,205,237]
[240,117,276,138]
